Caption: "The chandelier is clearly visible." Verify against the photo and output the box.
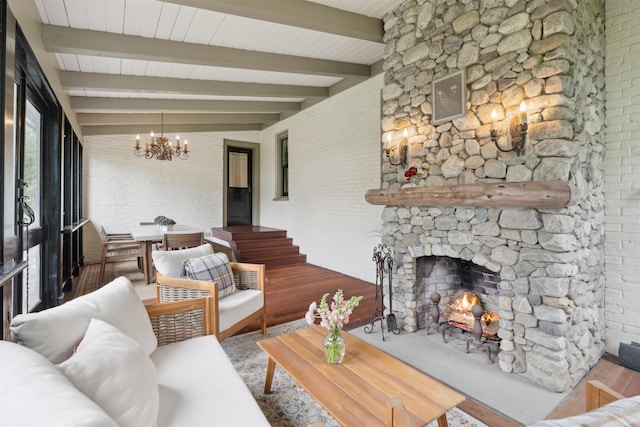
[134,113,189,161]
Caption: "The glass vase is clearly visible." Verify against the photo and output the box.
[323,328,346,364]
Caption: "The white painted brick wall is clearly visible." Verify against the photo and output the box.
[82,131,259,263]
[260,75,385,283]
[604,0,640,354]
[81,75,384,283]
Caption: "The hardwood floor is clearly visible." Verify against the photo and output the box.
[262,263,376,328]
[258,263,640,427]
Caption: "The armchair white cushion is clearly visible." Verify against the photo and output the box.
[218,288,264,333]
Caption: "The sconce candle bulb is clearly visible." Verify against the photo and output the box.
[385,130,408,168]
[490,102,528,156]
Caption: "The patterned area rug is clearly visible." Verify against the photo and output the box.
[221,320,489,427]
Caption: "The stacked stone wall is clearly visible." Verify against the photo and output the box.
[379,0,605,392]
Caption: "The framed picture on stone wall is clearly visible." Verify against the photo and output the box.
[432,69,466,124]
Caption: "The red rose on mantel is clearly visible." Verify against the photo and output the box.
[404,166,418,180]
[404,166,421,185]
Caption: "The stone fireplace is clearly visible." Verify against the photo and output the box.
[367,0,607,392]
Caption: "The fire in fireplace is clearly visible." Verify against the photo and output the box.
[444,290,500,338]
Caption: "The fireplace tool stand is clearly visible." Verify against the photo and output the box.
[365,244,400,340]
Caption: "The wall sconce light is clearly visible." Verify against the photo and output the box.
[385,129,408,167]
[490,101,528,156]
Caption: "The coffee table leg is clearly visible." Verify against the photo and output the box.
[436,413,449,427]
[264,357,276,394]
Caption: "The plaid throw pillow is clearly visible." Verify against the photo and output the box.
[182,253,236,298]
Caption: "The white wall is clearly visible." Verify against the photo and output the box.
[82,131,259,263]
[260,75,385,283]
[604,0,640,354]
[81,76,385,283]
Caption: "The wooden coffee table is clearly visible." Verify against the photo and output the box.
[257,325,465,427]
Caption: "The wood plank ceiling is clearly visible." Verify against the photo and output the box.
[26,0,402,136]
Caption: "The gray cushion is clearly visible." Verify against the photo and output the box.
[182,253,236,298]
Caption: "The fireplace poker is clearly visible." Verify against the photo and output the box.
[385,249,400,335]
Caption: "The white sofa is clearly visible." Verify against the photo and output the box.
[1,277,269,427]
[528,380,640,427]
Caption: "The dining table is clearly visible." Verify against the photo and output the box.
[129,224,201,284]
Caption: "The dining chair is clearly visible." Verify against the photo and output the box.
[98,226,148,284]
[162,232,205,251]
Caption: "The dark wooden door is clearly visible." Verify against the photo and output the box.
[226,147,252,226]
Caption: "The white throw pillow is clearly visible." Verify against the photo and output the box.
[152,243,214,277]
[10,276,157,364]
[58,319,159,427]
[0,340,118,427]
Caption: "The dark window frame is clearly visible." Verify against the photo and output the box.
[276,132,289,199]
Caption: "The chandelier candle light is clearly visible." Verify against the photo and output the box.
[134,113,189,161]
[305,289,363,364]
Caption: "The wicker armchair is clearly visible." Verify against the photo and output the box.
[154,261,266,341]
[145,296,214,346]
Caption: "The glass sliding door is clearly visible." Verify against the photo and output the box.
[19,97,43,312]
[15,89,45,312]
[12,28,62,314]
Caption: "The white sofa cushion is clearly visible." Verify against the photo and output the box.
[218,289,264,333]
[0,340,117,427]
[152,243,213,277]
[10,277,157,364]
[58,319,159,427]
[151,334,269,427]
[183,252,236,298]
[528,395,640,426]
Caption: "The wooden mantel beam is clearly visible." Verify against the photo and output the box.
[365,181,578,208]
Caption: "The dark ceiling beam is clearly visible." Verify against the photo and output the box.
[43,25,372,79]
[77,112,280,126]
[61,71,328,99]
[163,0,384,43]
[82,123,263,136]
[70,97,301,113]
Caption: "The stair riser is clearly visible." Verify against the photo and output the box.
[213,230,287,241]
[261,256,307,268]
[239,247,300,258]
[234,239,294,250]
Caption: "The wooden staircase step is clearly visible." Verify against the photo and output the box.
[211,226,306,267]
[212,226,286,242]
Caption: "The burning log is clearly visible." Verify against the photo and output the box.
[443,291,499,338]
